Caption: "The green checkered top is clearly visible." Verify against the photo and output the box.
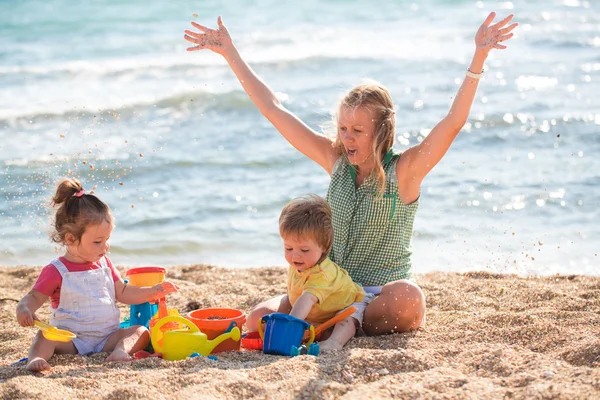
[326,149,419,286]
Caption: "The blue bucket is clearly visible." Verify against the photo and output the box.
[260,313,313,356]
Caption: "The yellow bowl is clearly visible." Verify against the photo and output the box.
[34,321,76,342]
[126,267,166,287]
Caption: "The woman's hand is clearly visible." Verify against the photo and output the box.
[474,12,518,56]
[184,16,233,55]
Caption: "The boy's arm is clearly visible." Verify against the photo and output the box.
[113,279,179,305]
[16,290,48,327]
[289,292,318,321]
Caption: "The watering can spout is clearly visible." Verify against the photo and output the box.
[206,326,241,354]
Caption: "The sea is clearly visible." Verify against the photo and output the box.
[1,0,598,276]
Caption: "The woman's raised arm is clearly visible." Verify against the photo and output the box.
[398,12,518,195]
[184,17,338,173]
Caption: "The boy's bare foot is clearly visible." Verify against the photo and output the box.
[318,338,344,353]
[26,357,51,372]
[105,349,132,362]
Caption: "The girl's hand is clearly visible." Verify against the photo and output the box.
[16,305,37,327]
[184,16,233,55]
[152,281,179,299]
[474,12,518,56]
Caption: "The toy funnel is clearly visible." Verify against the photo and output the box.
[151,316,240,361]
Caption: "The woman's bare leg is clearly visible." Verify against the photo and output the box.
[246,294,292,331]
[362,280,426,336]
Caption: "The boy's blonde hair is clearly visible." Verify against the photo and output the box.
[333,82,396,195]
[279,194,333,257]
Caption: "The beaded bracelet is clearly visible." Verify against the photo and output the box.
[466,69,484,80]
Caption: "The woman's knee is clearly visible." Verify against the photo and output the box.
[364,280,426,334]
[385,280,426,325]
[383,280,426,310]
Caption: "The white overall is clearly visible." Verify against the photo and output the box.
[50,257,121,355]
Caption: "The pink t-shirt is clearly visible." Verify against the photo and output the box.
[33,256,121,309]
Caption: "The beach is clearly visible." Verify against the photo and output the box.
[1,264,599,399]
[1,1,598,398]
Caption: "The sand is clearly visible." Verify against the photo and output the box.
[1,264,599,399]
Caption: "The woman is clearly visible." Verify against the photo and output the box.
[184,11,517,349]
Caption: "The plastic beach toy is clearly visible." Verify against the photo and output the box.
[241,331,263,350]
[187,307,246,353]
[125,266,166,286]
[304,306,357,341]
[290,343,320,357]
[124,266,174,329]
[259,313,315,356]
[151,315,241,361]
[34,320,76,342]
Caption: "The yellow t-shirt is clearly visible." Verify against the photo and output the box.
[287,257,365,324]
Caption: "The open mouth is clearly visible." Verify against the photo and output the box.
[347,149,357,157]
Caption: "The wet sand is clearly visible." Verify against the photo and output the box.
[1,264,599,399]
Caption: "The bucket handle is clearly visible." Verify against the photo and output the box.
[257,316,315,345]
[258,318,265,341]
[151,316,199,354]
[304,325,315,346]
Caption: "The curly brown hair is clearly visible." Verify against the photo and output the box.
[50,178,114,244]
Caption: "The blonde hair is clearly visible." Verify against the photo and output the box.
[332,82,396,195]
[50,178,114,244]
[279,194,333,262]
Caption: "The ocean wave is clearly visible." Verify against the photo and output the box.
[528,38,598,50]
[2,152,307,178]
[109,241,210,256]
[0,89,258,123]
[0,49,428,80]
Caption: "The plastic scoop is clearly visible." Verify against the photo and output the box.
[34,320,76,342]
[314,306,356,337]
[303,306,357,341]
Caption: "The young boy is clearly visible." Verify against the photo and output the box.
[280,194,365,351]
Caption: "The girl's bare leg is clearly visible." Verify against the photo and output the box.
[103,325,149,362]
[26,330,77,372]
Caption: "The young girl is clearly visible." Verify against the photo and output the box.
[279,194,365,351]
[184,12,517,348]
[15,178,178,372]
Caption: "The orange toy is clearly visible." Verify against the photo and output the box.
[187,308,246,353]
[304,306,356,341]
[126,266,169,320]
